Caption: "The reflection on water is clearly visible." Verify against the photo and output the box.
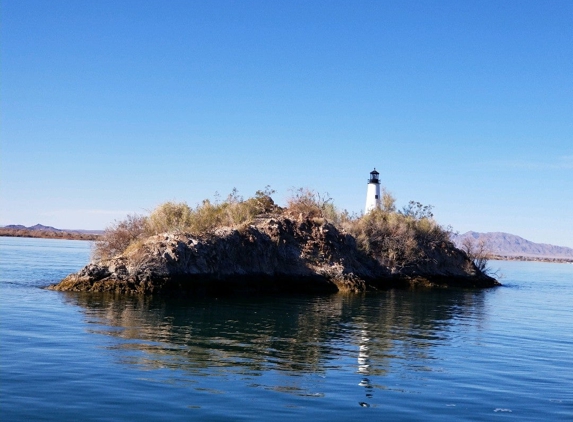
[4,238,572,420]
[63,290,487,401]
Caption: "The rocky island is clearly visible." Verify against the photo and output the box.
[49,189,499,295]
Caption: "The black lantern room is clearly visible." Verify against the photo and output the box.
[368,168,380,184]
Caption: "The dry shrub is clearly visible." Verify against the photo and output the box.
[381,187,397,212]
[283,189,450,270]
[413,216,452,245]
[91,185,455,272]
[147,201,193,234]
[184,189,277,235]
[143,188,279,237]
[186,199,222,234]
[461,236,492,274]
[347,208,451,270]
[348,209,416,269]
[123,238,150,269]
[286,188,337,220]
[93,189,279,262]
[93,214,148,261]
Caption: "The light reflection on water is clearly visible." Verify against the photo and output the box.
[1,237,573,421]
[62,290,488,400]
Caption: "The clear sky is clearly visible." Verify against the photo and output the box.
[1,0,572,247]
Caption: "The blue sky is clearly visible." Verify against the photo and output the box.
[1,0,572,247]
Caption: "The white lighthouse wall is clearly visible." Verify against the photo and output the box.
[365,183,381,213]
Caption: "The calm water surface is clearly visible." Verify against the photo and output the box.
[1,237,572,421]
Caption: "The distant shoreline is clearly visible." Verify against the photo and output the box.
[0,229,99,241]
[489,255,573,264]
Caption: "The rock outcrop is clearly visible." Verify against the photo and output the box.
[49,216,499,295]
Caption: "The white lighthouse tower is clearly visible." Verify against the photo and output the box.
[364,168,381,213]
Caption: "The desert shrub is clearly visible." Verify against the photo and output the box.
[400,201,434,219]
[347,206,451,270]
[184,199,223,234]
[286,188,343,221]
[93,214,148,261]
[221,188,266,227]
[184,188,278,234]
[286,188,326,219]
[348,209,417,269]
[461,236,493,274]
[381,187,396,212]
[143,188,279,237]
[413,217,452,245]
[147,201,194,234]
[93,189,278,261]
[252,186,278,214]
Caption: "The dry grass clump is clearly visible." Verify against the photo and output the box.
[147,201,194,234]
[92,188,279,261]
[185,188,278,234]
[285,188,329,219]
[285,188,353,225]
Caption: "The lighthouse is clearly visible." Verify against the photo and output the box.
[364,168,381,213]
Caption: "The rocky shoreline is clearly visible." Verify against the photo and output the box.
[49,216,499,295]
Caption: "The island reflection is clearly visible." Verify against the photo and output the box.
[62,290,488,397]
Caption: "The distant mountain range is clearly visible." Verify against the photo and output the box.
[4,224,63,232]
[3,224,104,234]
[451,231,573,260]
[1,224,103,237]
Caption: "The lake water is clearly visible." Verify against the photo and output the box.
[1,236,572,421]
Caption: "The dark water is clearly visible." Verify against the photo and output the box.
[1,237,572,421]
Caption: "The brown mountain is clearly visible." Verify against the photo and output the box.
[1,224,101,240]
[2,224,102,235]
[452,231,573,260]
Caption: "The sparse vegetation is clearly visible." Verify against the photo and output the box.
[147,201,193,234]
[285,188,332,219]
[92,186,464,275]
[381,187,396,213]
[93,214,148,261]
[92,187,279,261]
[346,207,452,271]
[284,188,355,226]
[400,201,434,219]
[460,236,494,275]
